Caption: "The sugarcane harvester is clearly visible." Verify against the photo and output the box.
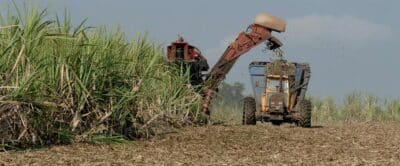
[167,13,312,127]
[167,37,209,85]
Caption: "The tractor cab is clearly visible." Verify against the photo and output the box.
[264,75,290,113]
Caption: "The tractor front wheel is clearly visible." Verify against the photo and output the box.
[243,97,257,125]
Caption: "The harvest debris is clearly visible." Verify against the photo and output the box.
[1,123,399,165]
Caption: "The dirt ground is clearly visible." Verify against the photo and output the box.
[1,122,400,165]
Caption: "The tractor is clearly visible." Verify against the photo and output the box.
[243,51,311,127]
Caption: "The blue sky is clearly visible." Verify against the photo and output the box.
[3,0,400,99]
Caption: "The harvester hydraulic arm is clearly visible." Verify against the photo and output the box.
[201,24,281,114]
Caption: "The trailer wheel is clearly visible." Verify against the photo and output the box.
[297,99,312,128]
[242,97,257,125]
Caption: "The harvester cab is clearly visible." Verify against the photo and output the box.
[167,37,209,85]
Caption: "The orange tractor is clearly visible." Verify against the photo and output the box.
[167,13,312,127]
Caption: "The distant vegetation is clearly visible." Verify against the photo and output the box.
[0,5,202,148]
[211,82,245,124]
[311,92,400,124]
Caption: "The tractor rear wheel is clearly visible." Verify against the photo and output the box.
[297,99,312,128]
[271,120,282,126]
[242,97,257,125]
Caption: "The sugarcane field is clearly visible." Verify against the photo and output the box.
[1,0,400,165]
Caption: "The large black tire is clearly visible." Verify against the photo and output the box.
[271,120,282,126]
[242,97,257,125]
[297,99,312,128]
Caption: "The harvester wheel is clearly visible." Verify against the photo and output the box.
[243,97,257,125]
[297,99,312,128]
